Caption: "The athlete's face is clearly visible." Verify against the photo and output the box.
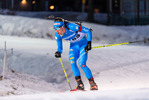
[55,26,66,35]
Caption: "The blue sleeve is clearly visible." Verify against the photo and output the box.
[80,26,92,41]
[67,23,92,41]
[55,33,63,54]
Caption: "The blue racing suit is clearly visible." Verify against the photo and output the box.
[55,22,93,79]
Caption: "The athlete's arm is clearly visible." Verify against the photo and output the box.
[80,26,92,41]
[55,33,63,54]
[80,26,92,52]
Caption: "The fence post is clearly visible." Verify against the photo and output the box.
[2,41,7,80]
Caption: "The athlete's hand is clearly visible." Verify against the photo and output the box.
[84,41,92,53]
[55,51,61,58]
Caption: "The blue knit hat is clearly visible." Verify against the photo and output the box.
[53,21,64,30]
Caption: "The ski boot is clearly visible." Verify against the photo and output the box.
[89,77,98,90]
[75,76,84,90]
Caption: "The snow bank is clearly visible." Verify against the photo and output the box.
[0,68,58,96]
[0,15,53,39]
[1,15,149,44]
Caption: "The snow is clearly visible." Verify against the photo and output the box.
[1,14,149,43]
[1,89,149,100]
[0,12,149,100]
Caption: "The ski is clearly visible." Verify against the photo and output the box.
[59,89,86,93]
[70,89,86,92]
[59,89,98,93]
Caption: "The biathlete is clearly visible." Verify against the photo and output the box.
[54,17,98,90]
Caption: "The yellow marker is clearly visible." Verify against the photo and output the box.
[59,58,72,90]
[92,42,130,49]
[70,61,74,64]
[69,57,74,60]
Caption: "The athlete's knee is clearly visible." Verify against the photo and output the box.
[79,61,87,68]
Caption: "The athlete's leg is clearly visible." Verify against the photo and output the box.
[69,46,85,90]
[78,45,93,79]
[69,46,80,77]
[78,45,98,90]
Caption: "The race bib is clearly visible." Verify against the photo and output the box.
[69,32,85,43]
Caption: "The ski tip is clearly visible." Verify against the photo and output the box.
[59,91,63,93]
[70,89,86,92]
[70,89,77,92]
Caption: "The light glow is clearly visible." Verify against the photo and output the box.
[21,0,27,5]
[50,5,54,10]
[32,1,35,4]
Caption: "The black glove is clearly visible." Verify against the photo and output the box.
[55,51,61,58]
[84,41,92,53]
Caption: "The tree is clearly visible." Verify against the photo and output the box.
[87,0,94,22]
